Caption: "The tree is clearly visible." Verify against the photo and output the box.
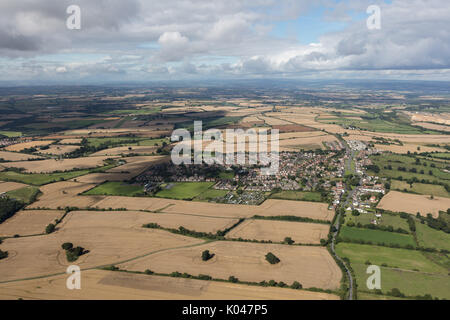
[265,252,280,264]
[201,250,213,261]
[45,223,55,234]
[61,242,73,250]
[0,249,8,260]
[291,281,302,289]
[228,276,238,283]
[284,237,294,245]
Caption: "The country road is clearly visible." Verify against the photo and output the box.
[329,138,355,300]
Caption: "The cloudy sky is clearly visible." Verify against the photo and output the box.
[0,0,449,83]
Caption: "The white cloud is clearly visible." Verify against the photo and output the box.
[0,0,449,81]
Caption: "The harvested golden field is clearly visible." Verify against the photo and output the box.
[65,210,239,234]
[37,144,80,155]
[0,210,64,237]
[226,220,329,244]
[71,172,135,184]
[105,156,169,177]
[119,241,341,290]
[91,146,158,156]
[1,156,114,173]
[0,270,339,300]
[279,134,337,151]
[59,138,82,144]
[345,132,450,144]
[374,143,446,154]
[256,200,333,220]
[5,140,54,152]
[413,122,450,132]
[258,115,292,126]
[28,181,100,209]
[0,181,29,193]
[406,112,450,125]
[0,218,202,282]
[0,151,42,161]
[30,194,334,222]
[64,128,170,138]
[89,196,173,212]
[377,191,450,218]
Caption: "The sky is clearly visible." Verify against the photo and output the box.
[0,0,449,83]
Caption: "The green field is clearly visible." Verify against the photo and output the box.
[6,186,40,204]
[391,180,450,198]
[0,130,22,137]
[321,117,435,134]
[415,220,450,251]
[270,191,324,202]
[193,188,229,202]
[336,243,450,299]
[218,171,234,180]
[353,263,450,300]
[83,182,144,197]
[336,243,446,273]
[104,107,162,115]
[0,170,91,186]
[155,182,215,200]
[369,153,450,185]
[339,226,415,247]
[87,137,169,148]
[344,212,410,230]
[357,292,410,300]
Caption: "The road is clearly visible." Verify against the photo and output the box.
[329,139,355,300]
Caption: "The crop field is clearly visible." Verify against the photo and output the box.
[369,153,450,184]
[336,243,450,299]
[0,151,42,161]
[335,243,447,273]
[1,156,114,173]
[226,219,329,244]
[119,241,342,290]
[0,181,29,193]
[374,143,446,154]
[270,191,324,202]
[155,182,215,200]
[391,180,450,198]
[105,156,169,177]
[193,188,229,201]
[4,140,54,152]
[28,181,99,209]
[0,219,203,282]
[320,117,433,134]
[37,144,80,155]
[0,210,64,237]
[0,270,339,300]
[68,210,239,234]
[377,191,450,217]
[90,146,158,156]
[58,138,82,144]
[415,221,450,251]
[83,182,144,197]
[0,169,92,186]
[414,122,450,132]
[70,172,133,184]
[6,186,40,203]
[0,131,22,137]
[339,226,415,247]
[344,212,410,230]
[352,263,450,300]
